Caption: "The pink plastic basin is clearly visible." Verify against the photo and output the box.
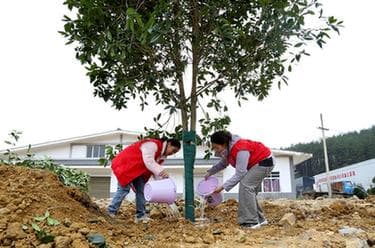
[197,176,219,196]
[205,192,223,207]
[197,176,223,207]
[144,178,177,204]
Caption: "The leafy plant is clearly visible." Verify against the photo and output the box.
[353,184,368,199]
[98,144,123,167]
[34,210,60,226]
[367,176,375,195]
[31,211,60,244]
[31,223,55,244]
[1,131,90,192]
[2,130,32,164]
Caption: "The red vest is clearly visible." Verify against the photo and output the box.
[111,139,164,187]
[228,139,271,169]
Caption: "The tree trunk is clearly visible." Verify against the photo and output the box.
[181,0,201,222]
[182,131,196,221]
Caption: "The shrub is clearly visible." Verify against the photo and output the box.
[353,184,368,199]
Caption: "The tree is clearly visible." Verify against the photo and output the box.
[60,0,341,221]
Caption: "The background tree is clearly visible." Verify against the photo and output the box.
[291,125,375,178]
[61,0,341,221]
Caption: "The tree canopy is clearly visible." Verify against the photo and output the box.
[61,0,342,220]
[61,0,342,139]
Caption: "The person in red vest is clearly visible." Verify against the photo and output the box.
[107,137,181,223]
[205,130,274,229]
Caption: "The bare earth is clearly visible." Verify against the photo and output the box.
[0,164,374,248]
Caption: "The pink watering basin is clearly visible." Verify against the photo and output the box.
[197,176,223,207]
[205,192,223,207]
[197,176,219,196]
[144,178,177,204]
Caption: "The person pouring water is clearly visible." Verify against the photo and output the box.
[205,130,274,229]
[107,137,181,223]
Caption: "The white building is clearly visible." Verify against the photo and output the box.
[1,129,312,200]
[314,158,375,191]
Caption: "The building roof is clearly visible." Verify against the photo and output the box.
[0,128,141,153]
[272,149,313,165]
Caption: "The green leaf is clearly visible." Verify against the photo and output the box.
[47,217,60,226]
[34,216,46,222]
[150,34,161,43]
[328,16,337,24]
[32,223,41,232]
[129,19,135,33]
[36,230,55,244]
[107,31,112,41]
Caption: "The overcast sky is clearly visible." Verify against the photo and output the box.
[1,1,374,150]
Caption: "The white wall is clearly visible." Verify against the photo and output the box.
[314,158,375,190]
[32,145,71,159]
[71,145,87,159]
[274,156,292,193]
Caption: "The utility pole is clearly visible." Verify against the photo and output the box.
[318,113,332,198]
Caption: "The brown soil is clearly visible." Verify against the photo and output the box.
[0,164,374,248]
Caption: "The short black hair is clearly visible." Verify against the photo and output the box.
[210,130,232,146]
[167,138,181,149]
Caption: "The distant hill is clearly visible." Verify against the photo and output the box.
[284,126,375,178]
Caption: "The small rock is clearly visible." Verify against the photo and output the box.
[279,213,296,227]
[87,218,99,223]
[5,222,27,239]
[212,229,223,235]
[79,228,90,235]
[71,239,90,248]
[70,222,86,231]
[55,236,72,248]
[339,226,365,236]
[70,232,84,240]
[0,208,11,215]
[345,237,369,248]
[38,244,53,248]
[366,207,375,217]
[63,218,72,227]
[184,236,197,243]
[237,235,246,243]
[202,234,215,244]
[144,234,155,240]
[149,207,163,218]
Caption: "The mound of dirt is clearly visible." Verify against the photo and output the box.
[1,164,374,248]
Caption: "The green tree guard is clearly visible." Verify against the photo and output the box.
[183,131,196,222]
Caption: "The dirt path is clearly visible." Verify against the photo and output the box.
[1,164,374,247]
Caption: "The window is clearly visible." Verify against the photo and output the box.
[262,171,280,192]
[86,145,106,158]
